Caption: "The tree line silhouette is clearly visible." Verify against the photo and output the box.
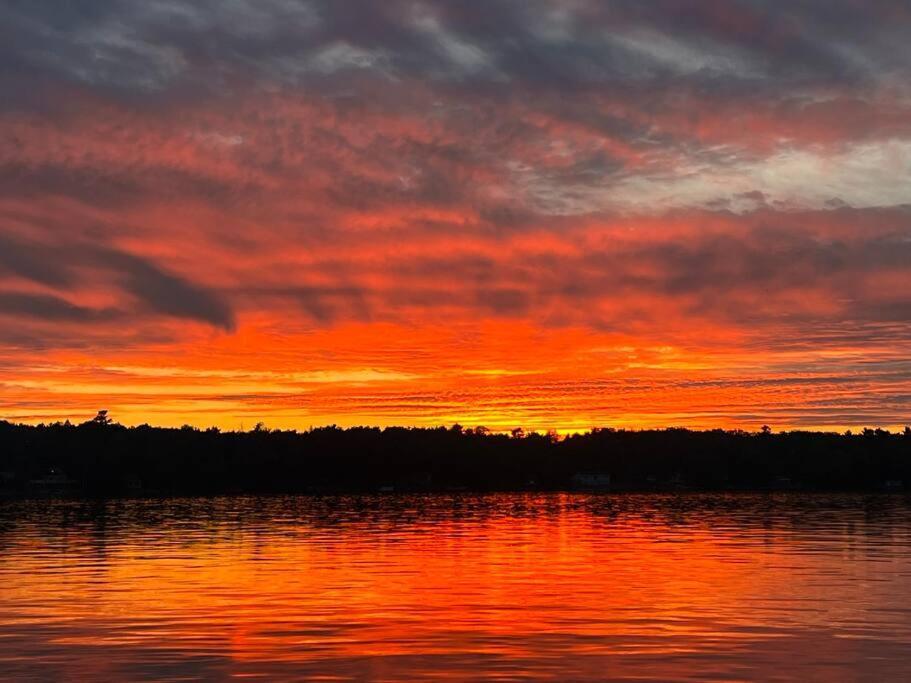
[1,411,910,496]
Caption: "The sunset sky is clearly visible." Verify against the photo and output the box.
[2,1,910,432]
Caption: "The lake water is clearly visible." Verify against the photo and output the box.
[1,493,910,681]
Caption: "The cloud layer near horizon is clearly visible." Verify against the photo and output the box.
[1,1,911,430]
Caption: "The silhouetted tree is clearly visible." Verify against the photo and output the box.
[90,410,113,427]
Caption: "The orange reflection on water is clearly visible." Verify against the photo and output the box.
[1,494,910,680]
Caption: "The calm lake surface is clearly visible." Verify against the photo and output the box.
[1,494,910,681]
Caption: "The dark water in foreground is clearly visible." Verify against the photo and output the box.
[1,494,910,681]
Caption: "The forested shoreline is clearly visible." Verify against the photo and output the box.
[1,412,910,496]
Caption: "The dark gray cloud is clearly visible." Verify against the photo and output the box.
[253,285,369,324]
[93,248,236,331]
[2,2,908,227]
[0,233,72,287]
[0,292,119,323]
[0,235,234,330]
[0,1,908,99]
[0,161,255,209]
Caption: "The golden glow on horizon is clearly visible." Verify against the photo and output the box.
[3,318,908,433]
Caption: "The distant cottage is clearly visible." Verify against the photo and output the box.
[571,472,612,490]
[29,468,76,489]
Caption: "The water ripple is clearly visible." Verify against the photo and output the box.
[1,493,911,680]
